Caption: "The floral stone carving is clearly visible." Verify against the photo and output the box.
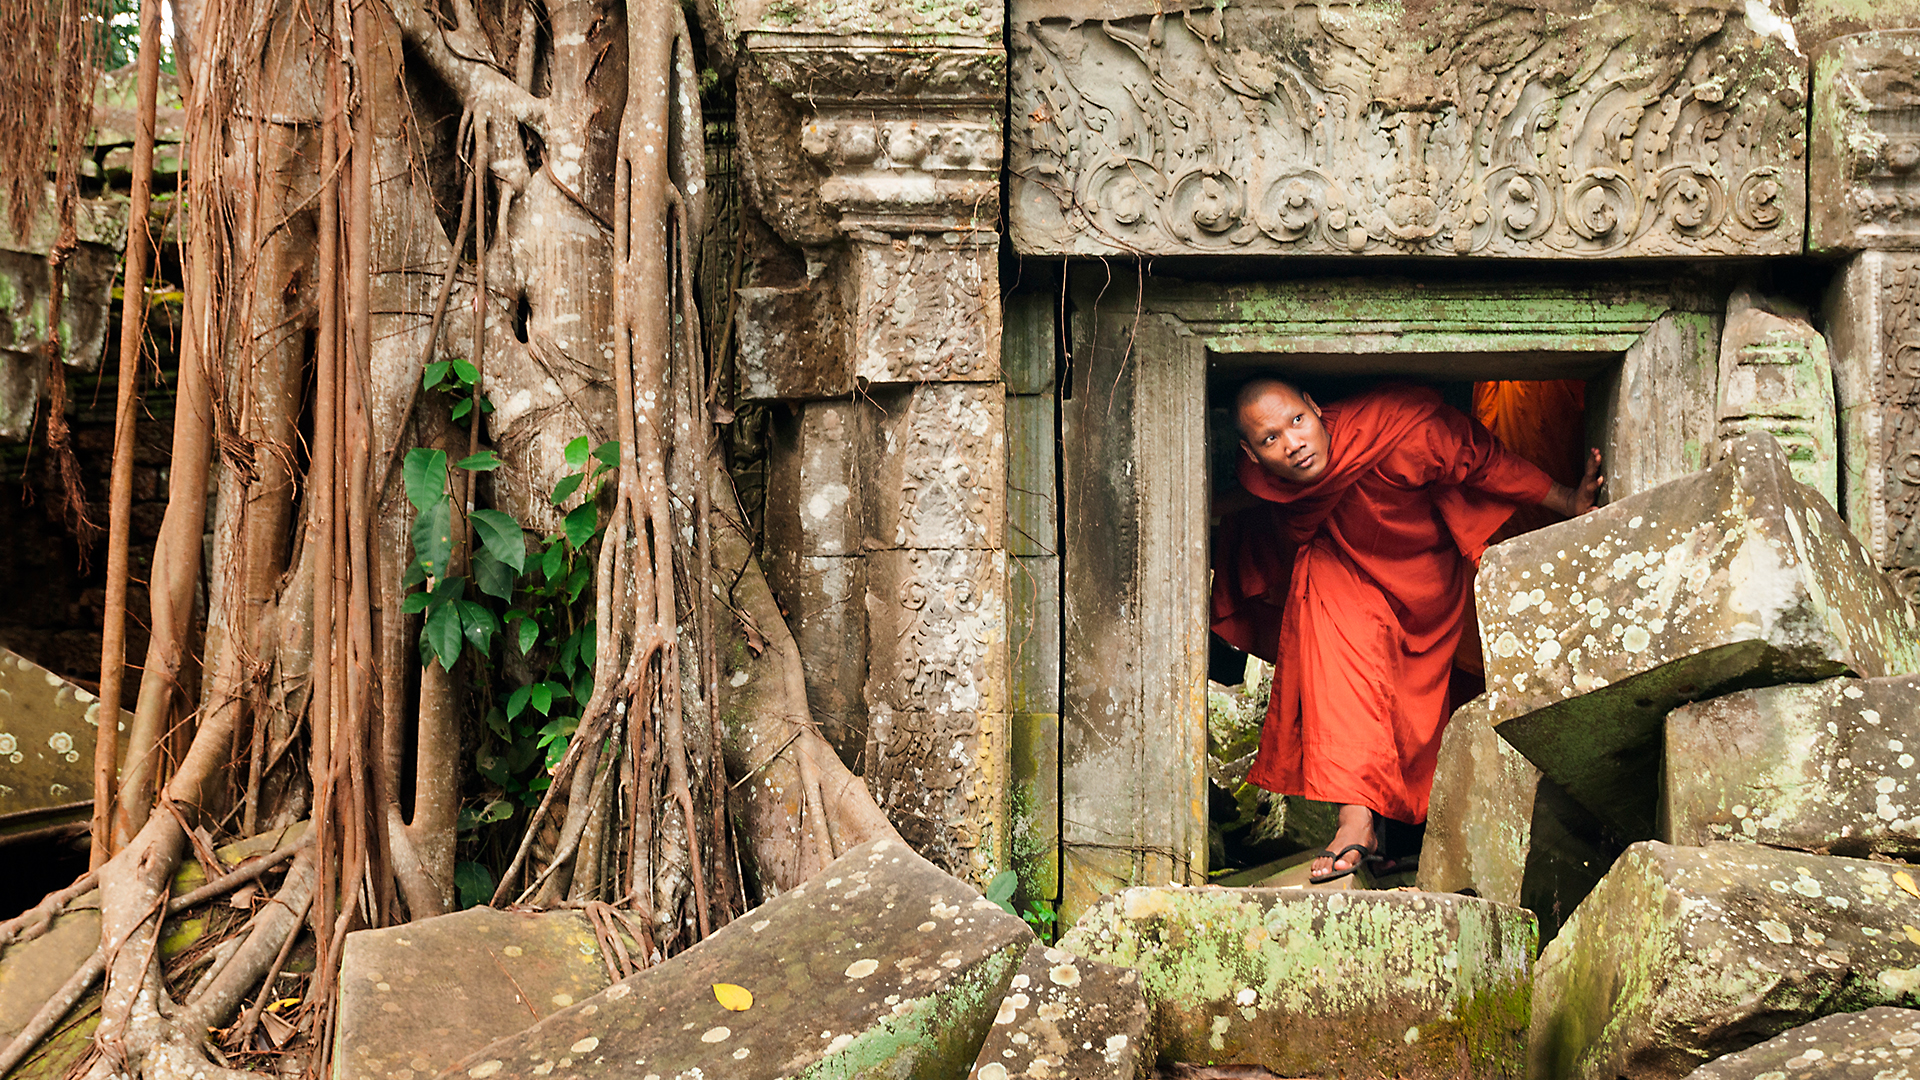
[1812,30,1920,251]
[1009,0,1805,258]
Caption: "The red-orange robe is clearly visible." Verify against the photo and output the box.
[1211,384,1554,824]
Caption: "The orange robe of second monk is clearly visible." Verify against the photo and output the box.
[1210,384,1554,824]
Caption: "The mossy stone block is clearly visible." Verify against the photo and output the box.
[1533,842,1920,1080]
[1057,885,1535,1077]
[1683,1006,1920,1080]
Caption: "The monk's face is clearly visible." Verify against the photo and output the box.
[1239,386,1329,483]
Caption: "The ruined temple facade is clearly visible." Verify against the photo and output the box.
[721,0,1920,918]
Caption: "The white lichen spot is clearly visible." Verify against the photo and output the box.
[1757,920,1794,944]
[1049,963,1081,987]
[1235,988,1257,1007]
[977,1065,1010,1080]
[825,1034,854,1055]
[700,1027,730,1043]
[845,958,879,979]
[570,1038,599,1055]
[751,919,771,932]
[732,1048,750,1061]
[469,1062,503,1079]
[1622,625,1651,654]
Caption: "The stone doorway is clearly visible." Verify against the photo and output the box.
[1040,265,1727,920]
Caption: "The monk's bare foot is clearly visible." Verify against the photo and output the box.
[1308,804,1377,882]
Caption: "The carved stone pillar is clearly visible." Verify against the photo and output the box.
[1814,31,1920,600]
[736,13,1008,882]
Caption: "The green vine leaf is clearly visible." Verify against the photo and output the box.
[562,503,598,551]
[401,591,435,615]
[411,497,455,582]
[423,602,463,669]
[549,473,584,507]
[450,357,480,385]
[564,435,590,468]
[530,682,554,716]
[456,451,503,472]
[403,448,448,513]
[507,684,532,720]
[592,440,621,470]
[422,361,451,390]
[472,546,515,601]
[470,509,527,573]
[512,613,538,655]
[457,600,500,653]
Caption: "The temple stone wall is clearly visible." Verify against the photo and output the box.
[720,0,1920,912]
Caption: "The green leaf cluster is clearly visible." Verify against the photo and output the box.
[399,423,622,907]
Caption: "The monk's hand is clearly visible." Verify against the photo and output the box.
[1545,449,1605,517]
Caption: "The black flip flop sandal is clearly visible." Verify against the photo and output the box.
[1308,842,1374,885]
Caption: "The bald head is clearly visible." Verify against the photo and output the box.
[1234,378,1306,438]
[1236,377,1329,483]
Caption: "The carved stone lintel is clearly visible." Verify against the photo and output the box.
[1010,0,1805,259]
[852,236,1000,384]
[1827,251,1920,602]
[870,383,1005,548]
[1812,31,1920,251]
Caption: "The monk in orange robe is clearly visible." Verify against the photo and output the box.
[1212,379,1602,883]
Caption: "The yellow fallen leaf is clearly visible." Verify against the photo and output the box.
[265,997,302,1013]
[713,983,753,1012]
[1898,871,1920,899]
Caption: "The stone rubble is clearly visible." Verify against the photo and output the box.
[1531,841,1920,1080]
[429,839,1032,1080]
[1478,434,1919,839]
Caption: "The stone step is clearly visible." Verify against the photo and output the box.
[432,838,1033,1080]
[967,942,1150,1079]
[1665,674,1920,858]
[333,907,618,1080]
[1056,885,1535,1079]
[1477,434,1919,840]
[1680,1006,1920,1080]
[1532,841,1920,1080]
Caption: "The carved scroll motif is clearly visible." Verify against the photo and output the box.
[1008,0,1806,258]
[1881,261,1920,595]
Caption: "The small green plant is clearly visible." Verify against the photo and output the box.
[983,869,1060,940]
[398,368,621,906]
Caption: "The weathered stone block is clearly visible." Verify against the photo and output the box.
[444,839,1032,1080]
[1716,288,1839,509]
[1824,251,1920,603]
[968,942,1149,1080]
[869,383,1005,550]
[1481,435,1920,839]
[865,546,1006,715]
[333,908,613,1080]
[1010,0,1803,259]
[1057,886,1535,1078]
[1532,841,1920,1080]
[1665,674,1920,857]
[853,237,999,385]
[733,283,851,401]
[1006,394,1056,559]
[866,706,1008,881]
[0,647,128,817]
[1811,31,1920,252]
[766,399,868,559]
[1683,1006,1920,1080]
[1002,290,1055,397]
[1420,696,1539,907]
[1591,309,1722,502]
[1008,555,1057,715]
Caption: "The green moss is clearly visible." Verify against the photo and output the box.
[802,943,1022,1079]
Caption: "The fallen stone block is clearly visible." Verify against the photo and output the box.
[1683,1006,1920,1080]
[440,838,1032,1080]
[1666,675,1920,857]
[1421,696,1539,907]
[1479,434,1920,839]
[334,907,615,1080]
[967,942,1150,1080]
[1532,841,1920,1080]
[1420,697,1619,945]
[1056,885,1535,1078]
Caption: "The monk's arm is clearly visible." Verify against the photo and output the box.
[1540,447,1605,517]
